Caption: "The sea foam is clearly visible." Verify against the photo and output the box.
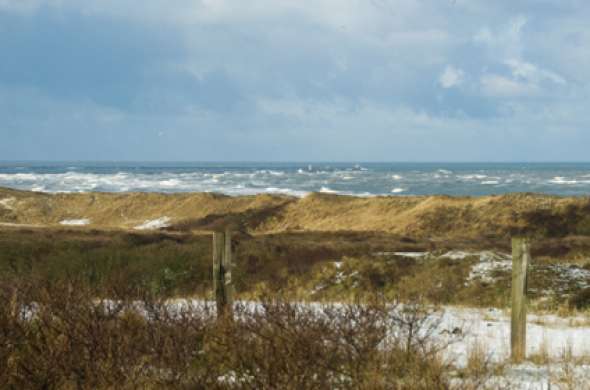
[319,187,339,194]
[2,163,590,197]
[549,176,579,185]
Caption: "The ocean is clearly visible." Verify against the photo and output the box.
[1,162,590,197]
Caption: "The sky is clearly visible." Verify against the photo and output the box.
[1,0,589,162]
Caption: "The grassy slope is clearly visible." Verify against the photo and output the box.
[3,188,590,309]
[2,187,590,239]
[2,227,590,310]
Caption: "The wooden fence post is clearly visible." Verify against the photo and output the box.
[511,236,530,362]
[213,230,234,318]
[9,288,18,318]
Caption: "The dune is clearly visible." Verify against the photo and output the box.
[1,187,589,239]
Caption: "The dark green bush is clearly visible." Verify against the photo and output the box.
[569,287,590,310]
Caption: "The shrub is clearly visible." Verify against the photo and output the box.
[0,280,452,389]
[568,287,590,310]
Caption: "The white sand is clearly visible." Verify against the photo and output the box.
[0,197,16,210]
[60,219,91,226]
[134,217,172,230]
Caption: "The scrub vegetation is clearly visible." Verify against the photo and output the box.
[3,189,590,387]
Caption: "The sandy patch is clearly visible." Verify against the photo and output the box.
[0,197,16,211]
[60,219,91,226]
[0,222,42,228]
[134,217,172,230]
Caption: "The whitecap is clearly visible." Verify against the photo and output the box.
[319,187,339,194]
[261,187,308,196]
[0,173,38,181]
[264,187,286,193]
[459,174,488,180]
[159,179,182,187]
[550,177,578,185]
[391,188,405,193]
[391,174,403,180]
[481,181,499,185]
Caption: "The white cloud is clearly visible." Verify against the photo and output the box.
[473,15,527,59]
[474,15,567,98]
[480,74,538,97]
[479,59,566,98]
[439,65,464,88]
[473,27,493,45]
[3,0,590,161]
[504,59,566,85]
[255,97,471,131]
[0,0,48,12]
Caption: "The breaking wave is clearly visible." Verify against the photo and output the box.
[1,163,590,196]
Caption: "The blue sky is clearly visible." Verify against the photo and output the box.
[1,0,589,161]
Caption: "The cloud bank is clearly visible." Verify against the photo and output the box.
[1,0,589,161]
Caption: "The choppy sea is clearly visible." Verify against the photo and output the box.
[1,162,590,197]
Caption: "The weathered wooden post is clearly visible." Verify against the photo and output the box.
[9,288,18,318]
[213,230,234,318]
[511,236,530,362]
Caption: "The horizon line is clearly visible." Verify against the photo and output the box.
[2,160,590,164]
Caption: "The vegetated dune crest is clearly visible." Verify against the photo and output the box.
[1,187,590,238]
